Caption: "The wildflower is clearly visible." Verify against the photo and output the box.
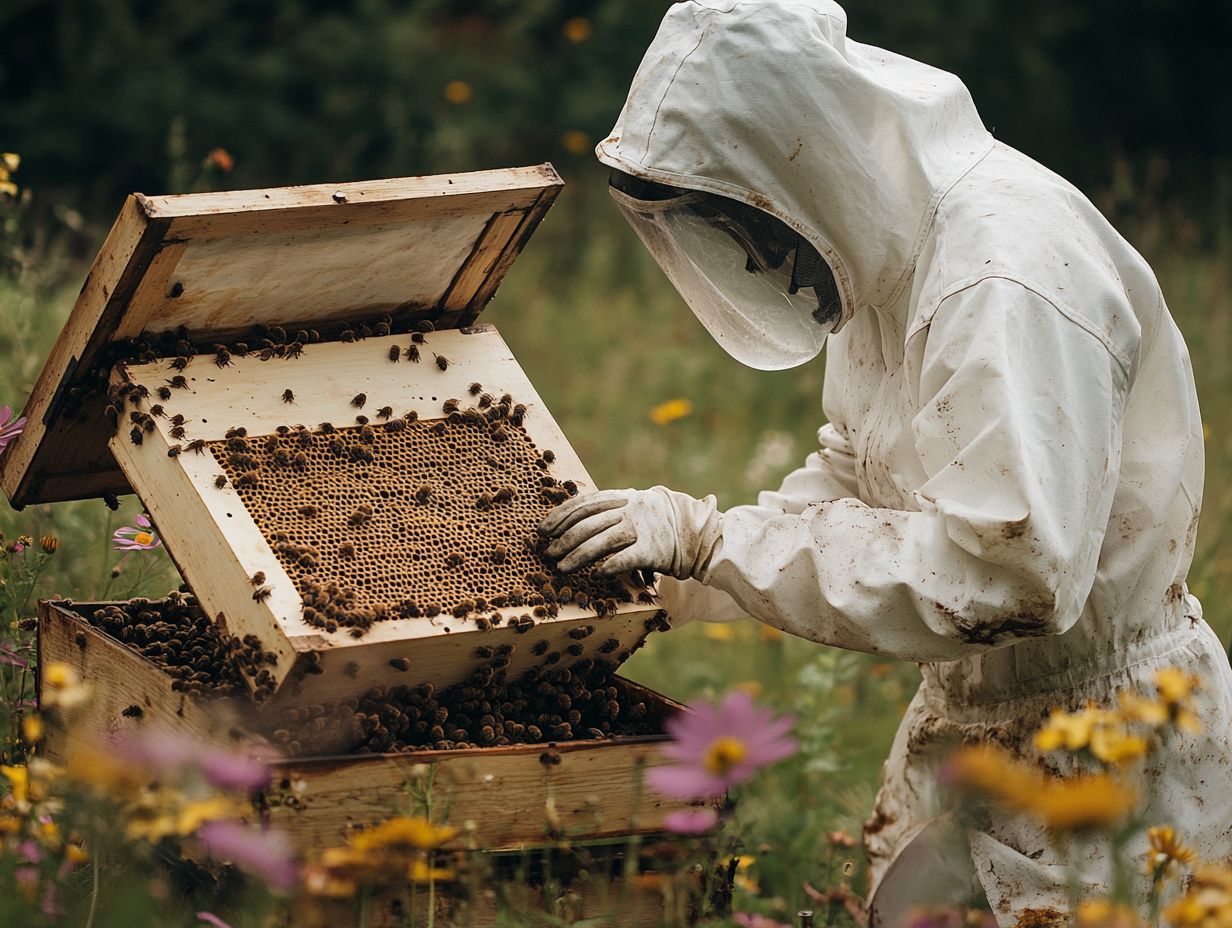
[1089,725,1150,764]
[64,844,89,865]
[39,535,58,554]
[0,405,26,452]
[1163,862,1232,927]
[703,622,736,641]
[197,914,235,928]
[1154,668,1203,733]
[40,661,91,709]
[198,750,271,792]
[1075,901,1141,928]
[1117,690,1169,727]
[561,129,591,155]
[2,765,30,804]
[205,148,234,173]
[1035,704,1149,764]
[646,690,796,798]
[662,807,719,834]
[1145,825,1196,879]
[408,858,455,883]
[562,16,592,42]
[649,397,693,425]
[177,797,248,835]
[22,714,44,743]
[443,80,473,105]
[197,820,298,891]
[350,816,457,850]
[113,513,161,550]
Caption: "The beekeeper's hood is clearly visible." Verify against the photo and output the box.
[597,0,993,370]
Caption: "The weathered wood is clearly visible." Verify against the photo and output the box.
[104,326,659,702]
[38,602,710,859]
[2,166,563,508]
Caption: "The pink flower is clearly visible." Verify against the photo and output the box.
[646,691,797,799]
[663,807,719,835]
[0,405,26,454]
[197,913,235,928]
[197,821,297,891]
[734,915,791,928]
[198,751,271,792]
[113,513,162,550]
[118,732,271,792]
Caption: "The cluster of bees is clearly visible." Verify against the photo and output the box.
[71,594,671,755]
[80,593,281,703]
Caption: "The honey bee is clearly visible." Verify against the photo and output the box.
[298,504,318,517]
[269,326,287,342]
[338,542,356,559]
[214,345,233,367]
[562,480,578,495]
[429,421,446,435]
[214,475,227,489]
[171,356,190,371]
[292,452,307,468]
[410,331,425,345]
[491,427,508,444]
[121,704,144,719]
[285,341,305,359]
[237,473,259,488]
[434,354,449,371]
[354,414,369,425]
[348,504,373,525]
[468,382,483,395]
[359,425,375,443]
[475,492,493,511]
[340,328,357,342]
[172,414,187,427]
[167,444,183,457]
[250,571,266,586]
[599,638,620,654]
[574,592,590,609]
[417,320,435,334]
[129,426,143,445]
[494,487,515,504]
[423,603,441,618]
[252,586,272,602]
[388,345,401,362]
[389,658,410,672]
[445,552,465,569]
[405,344,421,363]
[149,404,166,418]
[384,418,406,433]
[351,393,366,408]
[157,387,172,401]
[232,341,249,356]
[374,317,391,337]
[282,389,295,404]
[376,405,393,420]
[297,430,312,448]
[542,450,556,464]
[474,616,491,631]
[568,625,594,640]
[531,640,550,656]
[168,375,189,389]
[319,422,336,433]
[170,425,186,440]
[442,398,459,414]
[185,440,204,455]
[273,449,291,467]
[103,492,121,511]
[404,410,419,423]
[478,393,493,409]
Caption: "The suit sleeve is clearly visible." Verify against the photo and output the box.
[698,279,1129,660]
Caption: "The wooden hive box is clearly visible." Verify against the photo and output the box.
[2,165,669,706]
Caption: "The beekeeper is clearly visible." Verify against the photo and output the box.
[539,1,1232,923]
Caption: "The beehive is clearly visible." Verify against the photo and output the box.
[2,166,666,704]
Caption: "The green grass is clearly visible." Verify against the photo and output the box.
[1,166,1229,921]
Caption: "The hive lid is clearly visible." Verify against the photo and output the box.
[100,325,662,704]
[1,165,563,507]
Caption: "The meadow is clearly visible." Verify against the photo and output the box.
[0,159,1229,925]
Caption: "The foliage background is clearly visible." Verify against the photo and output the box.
[1,0,1230,921]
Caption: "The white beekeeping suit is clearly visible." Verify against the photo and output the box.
[538,0,1232,923]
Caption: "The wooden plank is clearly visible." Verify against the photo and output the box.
[107,326,660,703]
[38,602,706,862]
[141,165,561,239]
[0,197,164,507]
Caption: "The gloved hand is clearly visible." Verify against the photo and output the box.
[539,486,722,578]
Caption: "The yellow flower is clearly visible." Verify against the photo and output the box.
[1034,705,1113,753]
[43,661,74,687]
[1117,691,1169,727]
[561,129,591,155]
[1089,725,1150,765]
[703,622,736,641]
[1,153,19,172]
[1,765,29,804]
[22,714,44,744]
[64,844,89,865]
[1076,899,1142,928]
[351,816,458,851]
[562,16,592,42]
[408,857,455,883]
[177,797,245,835]
[443,80,473,105]
[1026,773,1136,832]
[1156,667,1199,705]
[649,398,693,425]
[1146,825,1196,878]
[41,661,92,709]
[1163,863,1232,927]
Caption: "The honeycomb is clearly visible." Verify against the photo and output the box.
[207,400,630,633]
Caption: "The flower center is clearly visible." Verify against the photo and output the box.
[703,736,747,777]
[134,532,154,546]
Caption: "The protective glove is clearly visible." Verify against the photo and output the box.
[539,486,723,578]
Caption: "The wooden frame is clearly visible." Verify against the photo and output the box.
[1,165,563,507]
[38,600,713,856]
[103,325,659,701]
